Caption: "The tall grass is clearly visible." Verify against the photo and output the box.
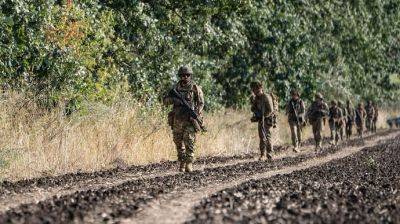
[0,93,396,181]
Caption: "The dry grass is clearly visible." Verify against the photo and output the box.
[0,93,397,181]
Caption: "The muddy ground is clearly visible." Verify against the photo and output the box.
[0,130,398,224]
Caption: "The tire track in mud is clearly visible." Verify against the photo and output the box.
[125,131,400,224]
[0,130,396,223]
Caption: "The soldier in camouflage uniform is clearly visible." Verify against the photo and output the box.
[328,100,344,145]
[372,103,379,133]
[355,103,367,138]
[306,93,329,150]
[285,89,305,152]
[250,82,275,161]
[345,100,356,139]
[337,101,347,141]
[163,66,204,172]
[365,100,375,133]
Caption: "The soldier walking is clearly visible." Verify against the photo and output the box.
[365,100,375,133]
[285,89,305,152]
[306,93,329,151]
[372,102,379,133]
[163,66,204,172]
[355,103,367,138]
[328,100,344,145]
[345,100,356,139]
[250,82,275,161]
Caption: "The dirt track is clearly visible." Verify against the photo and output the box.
[0,130,399,223]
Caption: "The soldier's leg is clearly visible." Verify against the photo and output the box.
[258,121,266,158]
[289,123,298,148]
[346,122,352,139]
[329,121,335,142]
[339,125,344,141]
[297,124,302,146]
[182,126,196,172]
[264,125,273,159]
[173,129,186,171]
[312,120,322,149]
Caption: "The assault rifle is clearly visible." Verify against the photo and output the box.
[169,88,207,132]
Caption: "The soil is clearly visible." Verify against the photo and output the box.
[0,130,398,224]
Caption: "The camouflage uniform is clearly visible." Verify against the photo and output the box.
[345,101,356,139]
[365,101,375,133]
[250,88,274,160]
[163,66,204,172]
[328,101,344,145]
[372,104,379,133]
[355,104,367,138]
[338,101,347,141]
[306,93,329,149]
[285,92,305,150]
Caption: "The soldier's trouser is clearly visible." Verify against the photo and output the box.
[372,118,377,132]
[346,121,353,139]
[173,125,196,163]
[311,119,323,147]
[339,125,344,140]
[329,122,340,143]
[289,122,302,147]
[258,121,273,156]
[356,122,364,138]
[366,118,373,132]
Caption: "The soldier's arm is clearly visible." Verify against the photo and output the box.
[163,88,181,106]
[263,94,273,117]
[299,100,305,116]
[250,95,256,112]
[285,101,290,115]
[196,86,205,114]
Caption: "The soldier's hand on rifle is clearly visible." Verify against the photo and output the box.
[163,96,181,106]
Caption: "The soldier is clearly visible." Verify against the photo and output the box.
[163,66,204,172]
[337,101,347,141]
[285,89,305,152]
[365,100,375,133]
[372,103,379,133]
[328,100,344,145]
[306,93,329,151]
[345,100,356,139]
[250,81,275,161]
[355,103,367,138]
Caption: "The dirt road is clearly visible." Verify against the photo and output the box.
[0,130,399,223]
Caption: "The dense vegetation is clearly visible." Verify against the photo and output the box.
[1,0,399,111]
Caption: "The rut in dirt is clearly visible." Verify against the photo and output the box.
[189,135,400,224]
[0,130,397,224]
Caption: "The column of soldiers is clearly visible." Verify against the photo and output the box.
[163,66,380,172]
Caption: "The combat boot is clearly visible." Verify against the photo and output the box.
[185,162,193,173]
[266,153,273,161]
[179,161,185,172]
[293,145,300,153]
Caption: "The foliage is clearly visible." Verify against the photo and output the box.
[0,0,399,110]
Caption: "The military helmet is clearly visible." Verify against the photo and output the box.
[331,100,337,105]
[250,81,263,90]
[178,66,193,76]
[338,100,344,106]
[315,92,323,99]
[290,89,299,96]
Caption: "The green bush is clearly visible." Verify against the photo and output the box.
[0,0,399,110]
